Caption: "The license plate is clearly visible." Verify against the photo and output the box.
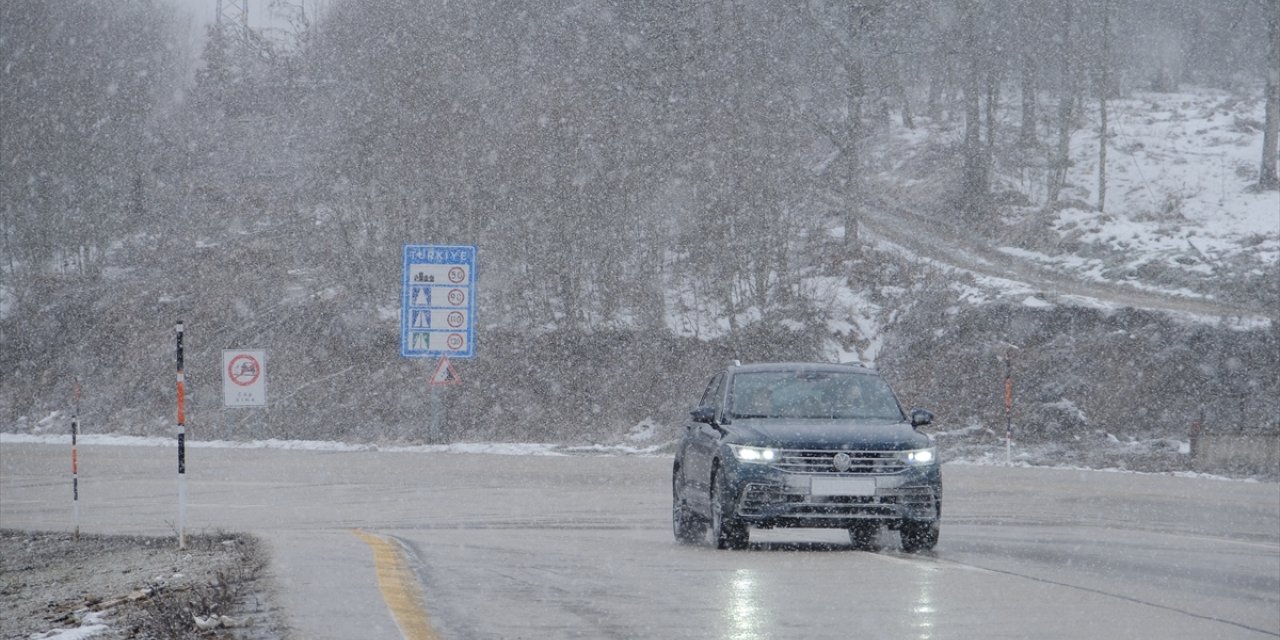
[810,476,876,496]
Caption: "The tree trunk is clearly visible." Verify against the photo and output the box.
[986,70,999,152]
[844,59,865,251]
[1261,4,1279,190]
[1097,0,1110,212]
[898,78,915,129]
[962,73,986,217]
[1264,80,1279,189]
[959,0,989,219]
[1020,54,1038,147]
[927,71,943,121]
[1048,1,1075,203]
[1098,91,1108,211]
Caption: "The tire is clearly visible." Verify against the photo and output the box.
[711,466,749,550]
[899,520,939,553]
[672,468,708,544]
[848,522,881,551]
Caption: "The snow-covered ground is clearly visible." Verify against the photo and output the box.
[1048,90,1277,262]
[886,86,1278,311]
[0,431,665,458]
[1007,90,1277,297]
[0,427,1252,483]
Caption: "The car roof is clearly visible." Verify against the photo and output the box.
[728,361,878,376]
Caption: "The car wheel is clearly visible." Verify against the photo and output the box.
[672,468,708,544]
[899,520,939,553]
[848,522,881,551]
[711,466,748,550]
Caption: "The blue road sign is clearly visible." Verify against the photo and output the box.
[401,245,476,358]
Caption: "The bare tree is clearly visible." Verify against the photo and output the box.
[1047,0,1078,203]
[1019,47,1039,148]
[1261,0,1280,190]
[1098,0,1113,211]
[804,1,893,253]
[958,0,991,219]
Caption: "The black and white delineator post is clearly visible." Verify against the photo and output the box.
[71,380,81,542]
[176,321,187,549]
[1004,347,1015,466]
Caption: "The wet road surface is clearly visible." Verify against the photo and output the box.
[3,442,1277,639]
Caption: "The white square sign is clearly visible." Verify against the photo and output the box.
[223,350,267,407]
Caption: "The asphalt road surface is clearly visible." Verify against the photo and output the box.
[3,442,1277,639]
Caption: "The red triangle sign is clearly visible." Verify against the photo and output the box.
[430,356,461,387]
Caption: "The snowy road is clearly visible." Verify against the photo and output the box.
[2,442,1278,639]
[857,192,1270,321]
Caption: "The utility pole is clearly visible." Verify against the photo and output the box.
[216,0,249,29]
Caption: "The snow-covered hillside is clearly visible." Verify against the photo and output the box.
[1005,90,1276,300]
[871,87,1277,317]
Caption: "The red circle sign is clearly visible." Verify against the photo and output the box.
[446,334,464,350]
[448,289,465,306]
[448,267,465,283]
[447,311,465,328]
[227,354,261,387]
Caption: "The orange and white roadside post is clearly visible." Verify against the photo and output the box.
[1005,352,1014,465]
[71,380,81,541]
[176,320,187,549]
[996,341,1020,466]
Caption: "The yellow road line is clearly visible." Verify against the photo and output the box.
[353,529,440,640]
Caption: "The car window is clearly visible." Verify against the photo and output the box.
[698,373,724,410]
[728,371,904,420]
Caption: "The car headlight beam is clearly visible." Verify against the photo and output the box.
[903,448,936,465]
[731,445,778,463]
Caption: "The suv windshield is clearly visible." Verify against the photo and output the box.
[729,370,904,421]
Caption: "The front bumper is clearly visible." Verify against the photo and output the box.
[725,459,941,529]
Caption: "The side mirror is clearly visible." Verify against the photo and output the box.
[690,406,717,424]
[910,408,934,427]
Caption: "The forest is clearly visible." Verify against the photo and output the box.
[2,1,1277,473]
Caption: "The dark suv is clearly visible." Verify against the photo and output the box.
[672,362,941,551]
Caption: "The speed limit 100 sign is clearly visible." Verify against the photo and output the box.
[223,350,267,407]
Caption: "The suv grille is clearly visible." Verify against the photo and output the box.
[771,449,907,474]
[738,483,937,518]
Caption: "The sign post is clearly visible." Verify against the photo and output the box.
[402,245,476,442]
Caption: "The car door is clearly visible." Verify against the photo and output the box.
[683,371,727,514]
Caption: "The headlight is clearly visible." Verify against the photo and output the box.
[730,445,778,463]
[902,448,936,465]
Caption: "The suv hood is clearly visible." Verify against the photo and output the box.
[726,418,930,451]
